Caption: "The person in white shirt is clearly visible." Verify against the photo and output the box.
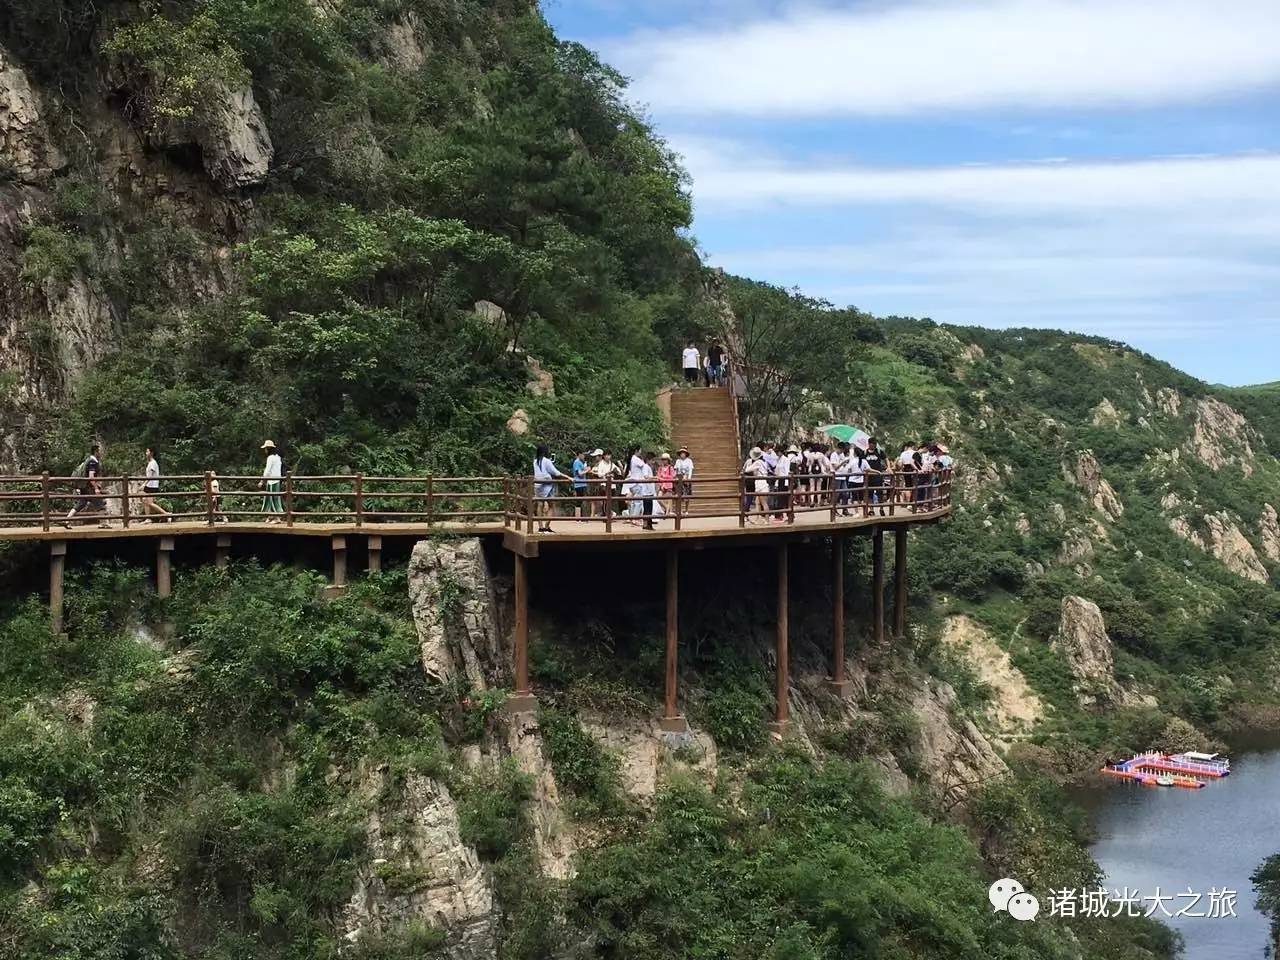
[848,447,871,516]
[772,445,794,521]
[260,440,284,522]
[811,444,833,506]
[674,447,694,514]
[533,444,567,532]
[742,447,770,523]
[830,443,849,514]
[141,447,170,521]
[593,450,618,516]
[209,471,226,522]
[681,342,700,385]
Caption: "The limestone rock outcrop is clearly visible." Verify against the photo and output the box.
[1052,596,1124,707]
[1259,504,1280,563]
[0,47,66,182]
[200,86,274,190]
[1154,387,1181,417]
[911,679,1008,804]
[1091,397,1123,428]
[1185,397,1255,477]
[408,539,505,689]
[940,616,1043,743]
[341,770,496,957]
[1161,493,1269,583]
[1065,450,1123,520]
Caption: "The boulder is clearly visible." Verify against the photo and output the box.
[473,300,507,327]
[505,408,529,436]
[1091,397,1123,428]
[524,355,554,398]
[408,539,504,688]
[0,46,66,182]
[1052,596,1124,707]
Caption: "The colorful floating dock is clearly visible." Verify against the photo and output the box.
[1100,752,1231,790]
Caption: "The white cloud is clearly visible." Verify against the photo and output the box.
[673,139,1280,219]
[681,145,1280,356]
[612,0,1280,117]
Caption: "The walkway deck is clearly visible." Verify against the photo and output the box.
[5,470,952,733]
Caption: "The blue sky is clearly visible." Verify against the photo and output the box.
[544,0,1280,386]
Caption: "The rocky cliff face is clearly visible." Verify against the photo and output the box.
[1052,596,1126,707]
[0,36,251,469]
[1162,492,1270,583]
[341,769,497,958]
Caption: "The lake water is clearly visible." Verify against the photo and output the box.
[1079,734,1280,959]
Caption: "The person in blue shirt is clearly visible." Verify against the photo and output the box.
[533,444,567,533]
[571,450,589,520]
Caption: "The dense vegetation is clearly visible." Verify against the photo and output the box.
[0,563,1182,959]
[5,1,1280,958]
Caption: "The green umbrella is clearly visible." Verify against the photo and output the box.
[818,424,871,445]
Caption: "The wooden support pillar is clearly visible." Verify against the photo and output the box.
[772,542,790,733]
[894,526,908,641]
[872,529,885,647]
[331,535,347,589]
[215,534,231,569]
[827,535,853,697]
[50,541,67,634]
[367,535,383,575]
[156,537,174,598]
[660,548,688,733]
[507,552,537,714]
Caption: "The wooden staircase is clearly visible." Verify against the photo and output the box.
[667,386,742,515]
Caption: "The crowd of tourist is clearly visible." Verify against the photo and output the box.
[525,436,953,532]
[738,437,953,525]
[533,444,694,532]
[58,431,952,531]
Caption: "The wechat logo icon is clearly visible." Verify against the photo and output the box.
[990,878,1040,922]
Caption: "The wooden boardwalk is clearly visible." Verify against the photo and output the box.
[4,470,952,735]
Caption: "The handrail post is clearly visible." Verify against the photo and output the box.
[41,472,50,532]
[122,475,131,529]
[427,475,435,526]
[526,478,535,534]
[788,476,796,525]
[354,473,364,527]
[285,471,294,526]
[739,474,746,528]
[205,472,215,526]
[829,473,838,523]
[502,477,510,527]
[604,478,613,534]
[674,480,683,531]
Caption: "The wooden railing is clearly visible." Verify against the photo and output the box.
[0,469,953,533]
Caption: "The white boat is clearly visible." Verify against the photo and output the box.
[1155,775,1175,787]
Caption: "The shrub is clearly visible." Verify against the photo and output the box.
[537,705,618,805]
[457,760,532,861]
